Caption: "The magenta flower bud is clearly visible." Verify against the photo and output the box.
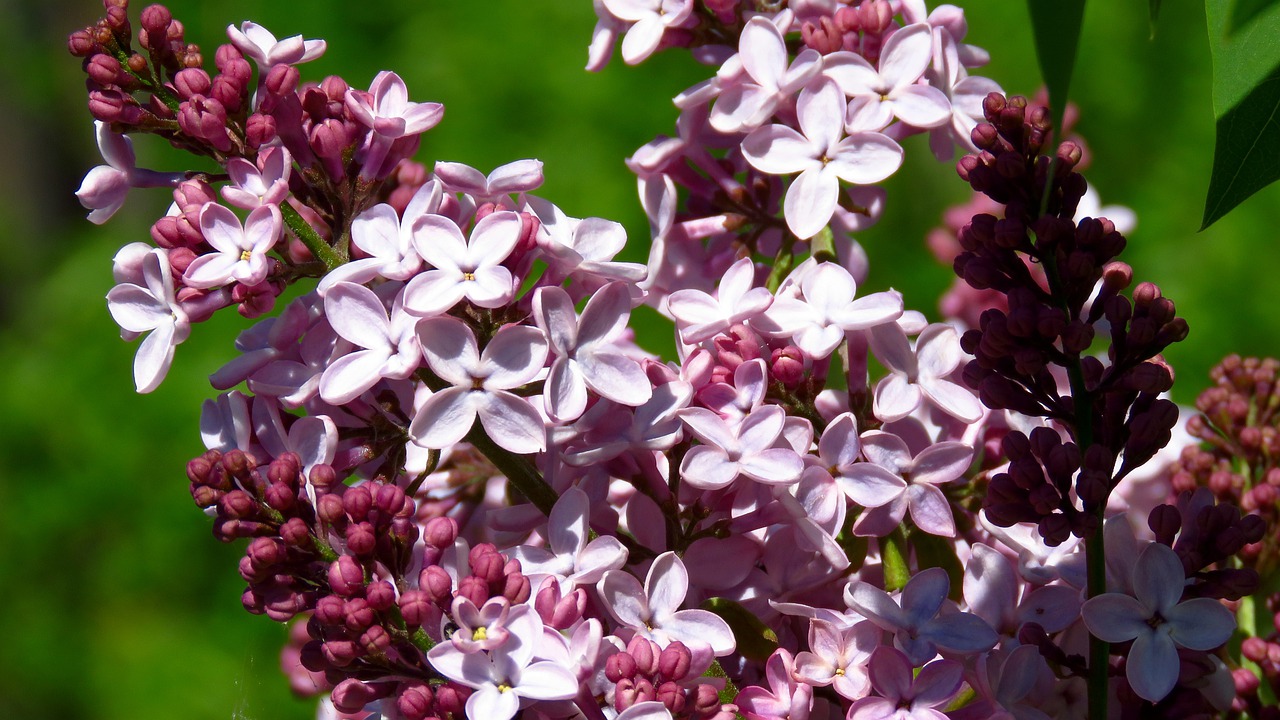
[68,29,97,56]
[332,679,391,713]
[344,598,375,631]
[141,5,171,35]
[88,88,130,122]
[424,516,458,549]
[322,639,359,668]
[770,346,805,388]
[219,489,256,519]
[501,570,530,604]
[237,555,261,583]
[328,556,365,597]
[178,95,232,152]
[859,0,893,33]
[692,684,721,714]
[243,112,277,149]
[365,581,396,612]
[309,118,350,177]
[658,641,692,681]
[173,68,211,98]
[317,493,346,525]
[615,678,656,711]
[396,683,434,720]
[86,53,123,86]
[264,64,300,97]
[606,652,638,683]
[309,465,338,495]
[434,684,468,715]
[264,482,295,511]
[627,636,660,676]
[211,76,245,113]
[248,537,284,569]
[375,483,407,516]
[469,545,505,584]
[321,75,349,104]
[656,681,687,714]
[802,17,844,54]
[1242,636,1269,663]
[342,485,372,521]
[345,522,376,556]
[398,590,433,627]
[454,576,488,607]
[421,565,453,603]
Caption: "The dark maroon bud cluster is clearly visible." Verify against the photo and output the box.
[953,94,1188,539]
[606,636,723,719]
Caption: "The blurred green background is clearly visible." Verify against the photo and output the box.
[1,0,1275,718]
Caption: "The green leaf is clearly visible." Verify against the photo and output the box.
[702,597,779,662]
[1150,0,1162,38]
[1230,0,1280,34]
[1026,0,1087,134]
[1202,0,1280,228]
[881,527,911,592]
[913,532,965,602]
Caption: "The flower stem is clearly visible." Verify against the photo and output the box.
[280,201,345,272]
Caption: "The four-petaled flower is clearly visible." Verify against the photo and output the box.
[598,551,736,658]
[226,20,327,69]
[184,203,282,289]
[106,247,191,393]
[403,210,520,317]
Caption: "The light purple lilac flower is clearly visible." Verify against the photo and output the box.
[678,405,805,490]
[847,647,962,720]
[844,567,997,665]
[709,17,822,133]
[507,486,628,591]
[226,20,326,69]
[402,210,520,316]
[76,121,184,224]
[183,203,282,289]
[106,247,190,393]
[843,431,972,538]
[870,321,983,424]
[598,551,735,657]
[317,282,420,405]
[601,0,694,65]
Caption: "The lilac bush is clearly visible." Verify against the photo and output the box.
[70,1,1280,719]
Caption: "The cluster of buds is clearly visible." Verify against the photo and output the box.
[70,2,1277,720]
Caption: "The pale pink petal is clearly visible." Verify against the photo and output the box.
[796,79,845,154]
[912,659,963,707]
[463,266,515,308]
[107,285,168,332]
[827,133,904,185]
[818,413,861,469]
[867,647,913,700]
[412,215,467,272]
[1081,594,1148,643]
[869,322,915,374]
[821,52,880,95]
[1126,630,1179,702]
[410,387,477,449]
[874,374,922,422]
[741,449,803,484]
[833,290,904,331]
[737,405,786,451]
[319,349,389,404]
[844,582,907,629]
[783,165,839,239]
[678,407,737,450]
[481,325,548,389]
[860,431,910,472]
[580,352,652,406]
[324,282,391,350]
[465,685,519,720]
[546,358,588,421]
[577,282,630,348]
[350,204,401,257]
[183,252,241,289]
[199,203,246,255]
[621,15,664,64]
[466,211,522,265]
[646,552,688,619]
[438,161,494,195]
[710,85,774,133]
[599,569,650,627]
[476,392,546,453]
[1134,543,1188,617]
[740,18,786,88]
[878,24,933,88]
[742,125,820,175]
[801,263,857,316]
[515,661,578,700]
[402,270,466,317]
[911,442,972,485]
[417,316,480,386]
[663,608,736,653]
[907,483,956,536]
[400,102,444,135]
[920,378,983,423]
[839,463,906,507]
[133,320,176,393]
[680,446,739,490]
[488,159,544,193]
[890,84,952,128]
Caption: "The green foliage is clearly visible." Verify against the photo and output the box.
[1026,0,1087,134]
[1203,0,1280,227]
[1229,0,1280,34]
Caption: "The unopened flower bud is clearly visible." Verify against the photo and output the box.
[398,591,434,628]
[332,679,390,713]
[627,636,660,676]
[173,68,211,98]
[454,576,488,606]
[656,681,686,714]
[424,516,458,549]
[343,485,372,521]
[264,64,300,97]
[396,683,434,720]
[658,641,692,681]
[421,565,453,603]
[606,652,639,683]
[328,556,365,597]
[345,522,376,556]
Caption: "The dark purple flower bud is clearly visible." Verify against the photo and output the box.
[1148,505,1181,546]
[244,113,277,149]
[422,565,453,603]
[454,576,488,607]
[399,590,433,628]
[627,636,660,676]
[309,464,337,494]
[344,598,375,631]
[343,485,372,521]
[365,581,395,612]
[173,68,211,98]
[424,516,458,549]
[658,641,692,681]
[248,537,285,569]
[219,489,256,519]
[299,639,328,673]
[317,493,346,525]
[264,482,295,511]
[396,683,434,720]
[328,556,365,597]
[332,679,391,713]
[606,652,639,683]
[322,639,359,667]
[345,522,376,556]
[375,484,407,516]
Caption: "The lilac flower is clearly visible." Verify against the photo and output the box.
[534,283,651,422]
[678,405,804,490]
[844,567,997,665]
[1080,542,1235,702]
[76,121,182,224]
[221,145,292,209]
[870,322,983,424]
[758,262,903,359]
[601,0,694,65]
[410,317,548,454]
[402,211,519,317]
[226,21,326,69]
[200,390,252,454]
[667,257,773,344]
[843,431,972,538]
[251,397,335,504]
[506,486,628,591]
[847,647,962,720]
[742,78,903,239]
[525,197,647,289]
[793,618,880,700]
[446,596,521,653]
[435,159,543,204]
[183,203,282,289]
[924,29,1002,161]
[827,24,952,132]
[106,248,190,393]
[319,181,441,292]
[345,71,444,178]
[598,551,735,656]
[560,381,692,466]
[709,17,823,133]
[317,282,420,405]
[736,649,814,720]
[617,702,676,720]
[427,606,576,720]
[962,543,1080,636]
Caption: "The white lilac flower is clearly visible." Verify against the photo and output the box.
[106,247,191,393]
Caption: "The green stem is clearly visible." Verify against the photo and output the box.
[764,238,796,293]
[281,201,344,272]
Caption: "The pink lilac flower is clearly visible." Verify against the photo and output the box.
[586,0,627,71]
[844,567,997,665]
[924,29,1002,161]
[560,380,692,466]
[76,121,183,224]
[226,20,326,69]
[961,644,1052,720]
[410,318,548,454]
[667,257,773,344]
[534,282,652,422]
[617,701,676,720]
[742,78,903,239]
[736,648,814,720]
[827,23,951,132]
[842,430,972,537]
[793,618,880,700]
[678,405,805,490]
[183,203,282,289]
[402,211,520,316]
[758,262,903,359]
[200,390,252,454]
[435,159,543,204]
[869,322,983,424]
[847,647,962,720]
[709,17,823,133]
[506,486,628,591]
[317,282,421,405]
[319,181,441,292]
[961,543,1080,636]
[221,145,292,209]
[106,247,191,393]
[598,551,736,657]
[445,596,524,653]
[601,0,694,65]
[1080,541,1235,702]
[344,71,444,178]
[525,197,647,289]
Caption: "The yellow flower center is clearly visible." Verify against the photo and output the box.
[472,626,488,641]
[462,271,476,281]
[240,249,253,261]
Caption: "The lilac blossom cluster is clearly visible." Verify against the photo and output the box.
[70,1,1278,720]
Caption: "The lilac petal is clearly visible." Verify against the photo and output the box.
[434,162,487,194]
[465,685,519,720]
[400,102,444,135]
[199,203,244,254]
[667,290,722,327]
[869,322,915,374]
[481,325,547,389]
[410,387,477,449]
[867,647,913,700]
[801,263,857,315]
[1165,598,1235,651]
[680,446,738,490]
[890,84,952,128]
[921,378,983,424]
[319,349,388,404]
[963,543,1017,630]
[844,96,896,133]
[488,159,544,193]
[464,266,515,308]
[742,125,819,175]
[681,536,758,590]
[860,431,911,472]
[577,281,631,348]
[839,463,906,507]
[646,551,689,619]
[574,537,629,584]
[740,18,786,89]
[96,120,136,169]
[833,290,904,331]
[402,270,467,316]
[784,166,839,240]
[621,15,664,64]
[467,211,522,264]
[1133,542,1187,617]
[917,324,961,376]
[912,660,963,708]
[847,697,898,720]
[878,23,933,88]
[710,84,773,133]
[1127,629,1179,702]
[412,215,467,271]
[534,286,579,353]
[821,52,879,95]
[107,285,167,332]
[324,282,391,350]
[418,316,480,385]
[350,204,401,257]
[852,497,905,536]
[244,204,282,252]
[737,405,786,451]
[874,374,921,423]
[548,485,590,557]
[546,358,588,421]
[902,567,950,628]
[183,252,241,289]
[827,133,904,185]
[476,392,546,454]
[289,415,337,470]
[1080,593,1148,643]
[796,78,846,153]
[599,569,650,628]
[616,701,677,720]
[920,611,997,655]
[516,661,578,700]
[844,582,907,630]
[580,352,651,406]
[912,442,972,485]
[741,449,803,484]
[134,321,176,393]
[819,412,861,469]
[1018,585,1083,634]
[679,407,737,450]
[663,608,736,653]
